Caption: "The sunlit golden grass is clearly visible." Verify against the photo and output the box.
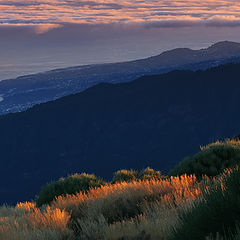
[0,202,73,240]
[53,174,205,211]
[51,174,210,239]
[0,174,220,240]
[0,139,237,239]
[201,139,240,150]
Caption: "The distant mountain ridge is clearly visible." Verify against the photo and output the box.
[1,63,240,204]
[0,41,240,115]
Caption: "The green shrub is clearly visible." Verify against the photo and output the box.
[171,167,240,240]
[138,167,162,180]
[169,140,240,178]
[112,168,164,183]
[112,169,137,183]
[234,230,240,240]
[36,173,105,207]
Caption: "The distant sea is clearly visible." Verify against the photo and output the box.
[0,45,161,81]
[0,40,213,81]
[0,61,93,81]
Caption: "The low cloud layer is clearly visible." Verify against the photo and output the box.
[0,0,240,33]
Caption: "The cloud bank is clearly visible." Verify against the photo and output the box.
[0,0,240,33]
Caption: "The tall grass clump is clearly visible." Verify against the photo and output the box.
[0,172,213,240]
[0,202,73,240]
[52,174,206,239]
[36,173,105,207]
[172,167,240,240]
[169,139,240,178]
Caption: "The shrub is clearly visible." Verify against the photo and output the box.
[36,173,105,207]
[206,226,240,240]
[112,170,137,183]
[171,167,240,240]
[235,230,240,240]
[169,139,240,178]
[112,168,165,183]
[138,167,163,180]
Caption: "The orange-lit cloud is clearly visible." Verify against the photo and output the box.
[34,24,62,34]
[0,0,240,33]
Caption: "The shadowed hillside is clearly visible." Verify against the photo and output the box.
[1,63,240,204]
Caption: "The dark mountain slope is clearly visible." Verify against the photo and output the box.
[1,63,240,204]
[1,41,240,115]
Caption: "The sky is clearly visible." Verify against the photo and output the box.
[1,0,240,80]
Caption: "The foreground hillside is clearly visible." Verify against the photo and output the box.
[0,41,240,115]
[1,139,240,240]
[1,63,240,204]
[0,175,202,240]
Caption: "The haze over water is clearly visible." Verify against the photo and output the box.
[1,0,240,80]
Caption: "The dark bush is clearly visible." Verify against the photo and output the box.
[112,169,137,183]
[172,167,240,240]
[169,140,240,178]
[117,231,151,240]
[234,230,240,240]
[112,167,164,183]
[138,167,163,180]
[36,173,105,207]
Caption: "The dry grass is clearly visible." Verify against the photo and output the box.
[53,174,204,213]
[0,202,73,240]
[0,174,215,240]
[200,139,240,150]
[52,174,209,239]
